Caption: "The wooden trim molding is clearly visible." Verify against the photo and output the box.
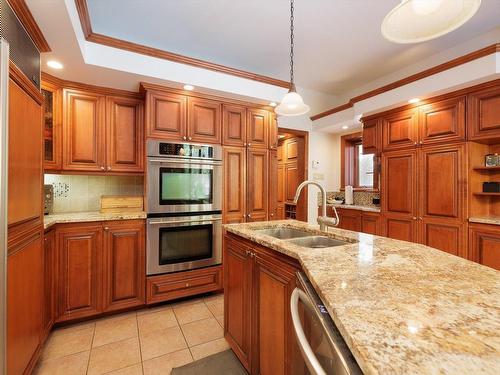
[73,0,290,89]
[41,72,143,99]
[311,43,500,121]
[6,0,51,52]
[10,61,43,104]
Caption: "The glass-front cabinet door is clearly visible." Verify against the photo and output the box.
[42,80,61,170]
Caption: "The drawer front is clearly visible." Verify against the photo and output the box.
[146,266,222,304]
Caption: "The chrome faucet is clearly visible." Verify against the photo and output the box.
[293,180,339,231]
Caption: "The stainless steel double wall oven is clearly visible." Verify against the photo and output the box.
[146,140,223,275]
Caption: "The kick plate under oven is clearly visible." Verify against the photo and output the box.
[146,214,222,275]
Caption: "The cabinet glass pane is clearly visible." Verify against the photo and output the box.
[42,89,54,162]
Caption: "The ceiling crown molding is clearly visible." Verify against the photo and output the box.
[7,0,51,52]
[311,43,500,121]
[74,0,291,89]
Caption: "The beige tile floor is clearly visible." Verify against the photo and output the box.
[34,293,228,375]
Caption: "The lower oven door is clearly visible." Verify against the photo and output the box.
[147,214,222,275]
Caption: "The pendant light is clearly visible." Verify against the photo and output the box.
[275,0,310,117]
[382,0,481,44]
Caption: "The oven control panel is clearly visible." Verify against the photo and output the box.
[158,142,214,159]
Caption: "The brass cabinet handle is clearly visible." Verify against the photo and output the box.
[104,227,109,231]
[107,166,111,171]
[100,166,105,171]
[248,143,252,146]
[183,136,187,141]
[188,136,192,141]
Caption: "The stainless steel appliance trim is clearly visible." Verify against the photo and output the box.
[291,288,327,375]
[0,38,9,375]
[147,139,223,160]
[146,214,222,275]
[148,158,222,166]
[295,271,362,375]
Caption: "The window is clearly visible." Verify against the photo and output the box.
[341,132,379,191]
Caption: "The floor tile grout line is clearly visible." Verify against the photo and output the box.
[133,311,145,375]
[85,323,96,375]
[172,306,194,362]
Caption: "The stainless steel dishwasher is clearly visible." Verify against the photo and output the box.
[291,272,363,375]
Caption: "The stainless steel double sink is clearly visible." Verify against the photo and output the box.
[255,227,349,249]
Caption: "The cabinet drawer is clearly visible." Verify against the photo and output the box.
[147,266,222,304]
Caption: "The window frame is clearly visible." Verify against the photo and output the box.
[341,132,379,192]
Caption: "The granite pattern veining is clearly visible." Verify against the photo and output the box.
[44,211,147,229]
[469,216,500,226]
[224,220,500,375]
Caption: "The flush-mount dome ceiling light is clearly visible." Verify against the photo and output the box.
[382,0,481,44]
[47,60,63,69]
[275,0,310,117]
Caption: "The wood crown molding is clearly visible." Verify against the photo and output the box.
[74,0,290,89]
[10,61,43,104]
[311,43,500,121]
[41,72,143,99]
[6,0,51,52]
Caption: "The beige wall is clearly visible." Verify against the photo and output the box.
[44,174,144,213]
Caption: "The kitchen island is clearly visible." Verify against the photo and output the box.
[223,220,500,375]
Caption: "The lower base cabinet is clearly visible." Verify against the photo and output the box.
[321,206,382,235]
[56,220,145,322]
[224,233,303,375]
[469,223,500,270]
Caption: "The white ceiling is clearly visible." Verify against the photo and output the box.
[87,0,500,95]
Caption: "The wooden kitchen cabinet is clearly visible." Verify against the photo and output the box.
[43,229,56,339]
[187,97,222,144]
[469,223,500,270]
[361,212,381,235]
[247,148,269,222]
[420,219,466,257]
[268,149,279,220]
[336,208,362,232]
[247,108,269,148]
[103,220,145,312]
[222,104,247,147]
[361,118,381,154]
[382,107,418,151]
[418,96,465,145]
[383,213,418,242]
[269,113,279,149]
[57,223,103,321]
[63,89,106,172]
[224,233,301,375]
[42,80,62,170]
[106,96,144,173]
[223,146,247,224]
[467,84,500,143]
[145,90,187,140]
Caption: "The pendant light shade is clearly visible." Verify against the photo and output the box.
[382,0,481,44]
[275,0,310,117]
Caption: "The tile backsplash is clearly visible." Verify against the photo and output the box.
[319,191,380,207]
[44,174,144,213]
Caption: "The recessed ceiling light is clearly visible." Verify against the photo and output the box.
[342,125,349,130]
[47,60,63,69]
[408,98,420,104]
[269,102,277,107]
[183,84,194,91]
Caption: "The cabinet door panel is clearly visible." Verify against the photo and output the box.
[223,105,246,146]
[469,224,500,270]
[103,221,145,311]
[277,164,285,204]
[63,89,106,171]
[8,78,43,226]
[43,230,56,337]
[468,85,500,143]
[146,92,186,140]
[382,149,417,216]
[247,149,268,220]
[384,214,417,242]
[337,209,361,232]
[107,96,144,172]
[285,162,299,203]
[419,144,465,220]
[419,96,465,145]
[57,225,102,321]
[362,118,381,154]
[7,232,44,375]
[269,113,278,149]
[382,108,418,151]
[361,213,380,235]
[224,239,253,371]
[42,81,62,170]
[268,149,278,220]
[420,219,465,257]
[247,109,269,148]
[223,147,246,223]
[188,97,221,144]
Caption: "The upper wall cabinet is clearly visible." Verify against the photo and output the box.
[222,105,247,147]
[63,89,106,172]
[42,81,62,170]
[382,108,419,151]
[361,118,381,154]
[247,108,269,149]
[269,113,279,150]
[418,96,465,145]
[467,84,500,143]
[187,97,221,144]
[62,89,144,174]
[146,91,187,140]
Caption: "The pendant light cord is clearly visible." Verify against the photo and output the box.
[289,0,295,89]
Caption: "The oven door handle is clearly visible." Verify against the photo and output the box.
[148,217,222,225]
[148,158,222,166]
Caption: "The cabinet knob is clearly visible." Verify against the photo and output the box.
[419,217,423,220]
[247,214,252,219]
[270,213,274,217]
[412,217,417,220]
[185,282,190,287]
[104,227,109,231]
[107,166,111,171]
[243,142,247,146]
[183,136,187,141]
[419,140,423,144]
[188,136,192,141]
[414,142,417,146]
[248,143,252,146]
[100,166,105,171]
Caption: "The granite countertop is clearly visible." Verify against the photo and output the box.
[44,211,147,230]
[224,220,500,374]
[469,216,500,226]
[320,203,381,213]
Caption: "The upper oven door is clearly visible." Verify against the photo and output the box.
[147,158,222,214]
